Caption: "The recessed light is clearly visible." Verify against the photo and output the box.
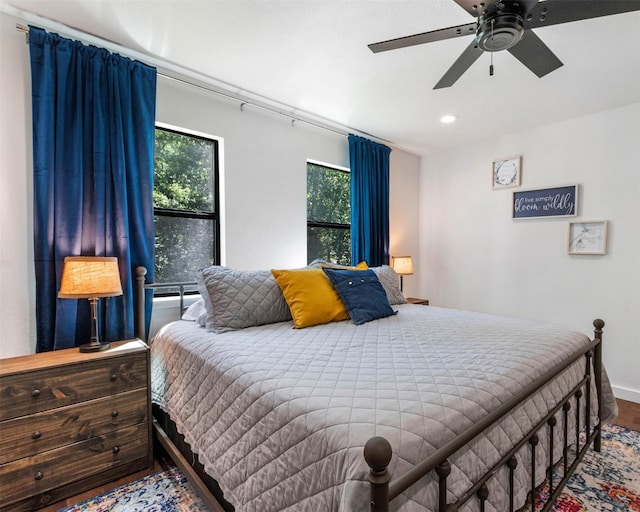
[440,114,458,124]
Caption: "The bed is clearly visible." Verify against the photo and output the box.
[140,263,617,512]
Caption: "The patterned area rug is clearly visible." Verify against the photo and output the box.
[57,466,208,512]
[57,424,638,512]
[535,423,640,511]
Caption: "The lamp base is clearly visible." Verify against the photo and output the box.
[78,341,110,353]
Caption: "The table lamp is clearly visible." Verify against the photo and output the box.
[58,256,123,352]
[391,256,413,293]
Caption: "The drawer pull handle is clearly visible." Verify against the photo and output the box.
[31,389,41,398]
[32,431,42,440]
[111,410,119,418]
[112,446,120,455]
[34,471,43,481]
[110,374,118,382]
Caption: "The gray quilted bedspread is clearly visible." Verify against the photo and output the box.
[150,305,616,512]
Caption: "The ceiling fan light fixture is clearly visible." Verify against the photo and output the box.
[440,114,458,124]
[476,8,524,52]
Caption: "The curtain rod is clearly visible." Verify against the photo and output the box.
[153,72,351,138]
[15,23,391,145]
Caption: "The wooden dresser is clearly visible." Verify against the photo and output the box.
[0,339,152,511]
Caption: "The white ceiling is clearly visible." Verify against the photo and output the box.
[4,0,640,156]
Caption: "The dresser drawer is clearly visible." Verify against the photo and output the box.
[0,351,147,422]
[0,387,148,464]
[0,422,148,507]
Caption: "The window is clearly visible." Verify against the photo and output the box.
[307,161,351,265]
[153,126,220,288]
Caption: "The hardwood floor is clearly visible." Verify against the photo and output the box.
[36,399,640,511]
[614,398,640,430]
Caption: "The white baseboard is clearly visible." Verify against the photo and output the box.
[612,385,640,404]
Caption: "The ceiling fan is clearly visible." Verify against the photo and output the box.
[368,0,640,89]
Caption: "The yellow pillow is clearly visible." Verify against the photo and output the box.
[271,268,350,328]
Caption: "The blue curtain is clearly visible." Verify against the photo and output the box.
[348,134,391,267]
[29,26,156,352]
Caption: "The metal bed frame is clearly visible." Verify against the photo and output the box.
[135,266,605,512]
[364,321,603,512]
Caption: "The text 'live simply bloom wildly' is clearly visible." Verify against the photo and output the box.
[512,185,578,219]
[514,193,574,214]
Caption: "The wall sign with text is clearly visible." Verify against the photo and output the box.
[512,185,578,219]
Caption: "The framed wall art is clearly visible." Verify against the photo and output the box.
[492,155,521,189]
[512,184,578,219]
[568,221,608,255]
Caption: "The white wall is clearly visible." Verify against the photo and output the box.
[0,10,421,356]
[389,149,421,299]
[156,77,349,270]
[419,103,640,402]
[0,12,36,359]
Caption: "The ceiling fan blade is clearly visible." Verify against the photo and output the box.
[452,0,484,17]
[516,0,540,14]
[368,23,476,53]
[525,0,640,30]
[434,40,484,89]
[507,30,563,77]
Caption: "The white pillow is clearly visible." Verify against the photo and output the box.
[182,298,207,326]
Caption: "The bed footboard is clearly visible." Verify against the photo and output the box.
[365,319,605,512]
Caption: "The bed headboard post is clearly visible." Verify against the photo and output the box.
[364,436,392,512]
[136,266,148,341]
[592,318,605,451]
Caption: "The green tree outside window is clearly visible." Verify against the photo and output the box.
[154,127,219,285]
[307,162,351,265]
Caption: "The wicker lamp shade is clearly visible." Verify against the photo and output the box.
[58,257,123,299]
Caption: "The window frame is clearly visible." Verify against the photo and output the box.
[306,159,351,265]
[153,124,221,293]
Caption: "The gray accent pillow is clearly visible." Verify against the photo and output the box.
[371,265,408,305]
[197,266,292,333]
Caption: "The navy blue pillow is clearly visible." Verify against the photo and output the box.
[322,269,397,325]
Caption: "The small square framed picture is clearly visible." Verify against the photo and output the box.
[568,221,608,255]
[492,156,521,189]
